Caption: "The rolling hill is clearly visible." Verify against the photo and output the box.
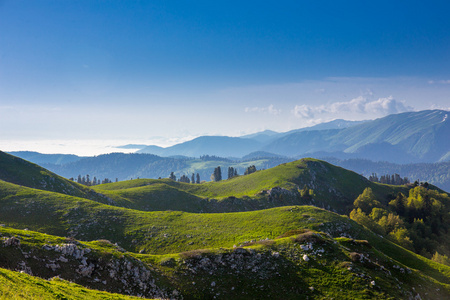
[1,152,450,299]
[0,151,111,204]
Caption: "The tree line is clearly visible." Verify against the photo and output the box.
[71,175,117,186]
[168,165,259,183]
[169,172,201,184]
[368,173,410,185]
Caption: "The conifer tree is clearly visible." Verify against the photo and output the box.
[228,167,236,179]
[211,166,222,181]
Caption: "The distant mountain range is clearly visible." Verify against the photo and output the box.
[132,110,449,163]
[6,109,450,191]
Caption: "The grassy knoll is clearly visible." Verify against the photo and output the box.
[0,179,342,253]
[1,179,450,291]
[0,226,449,299]
[94,158,409,213]
[0,151,111,204]
[0,267,141,300]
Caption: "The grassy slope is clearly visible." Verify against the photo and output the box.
[0,226,449,299]
[1,151,408,214]
[1,153,449,298]
[0,268,140,300]
[0,178,342,253]
[94,159,408,213]
[0,151,111,204]
[1,179,449,291]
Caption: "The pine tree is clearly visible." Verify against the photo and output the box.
[196,173,200,184]
[228,167,236,179]
[191,173,195,184]
[216,166,222,181]
[211,166,222,181]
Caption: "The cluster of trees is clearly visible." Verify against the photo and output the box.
[169,172,200,184]
[228,167,238,179]
[73,175,116,186]
[244,165,257,175]
[349,187,450,264]
[368,173,410,185]
[210,165,259,182]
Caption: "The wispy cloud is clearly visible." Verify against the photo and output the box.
[428,79,450,84]
[430,104,450,111]
[292,96,413,119]
[244,104,281,115]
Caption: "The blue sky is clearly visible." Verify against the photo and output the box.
[1,0,450,154]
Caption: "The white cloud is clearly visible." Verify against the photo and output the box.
[430,104,450,111]
[428,79,450,84]
[292,104,324,118]
[244,104,281,115]
[293,96,413,119]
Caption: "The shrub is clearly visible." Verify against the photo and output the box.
[179,249,211,260]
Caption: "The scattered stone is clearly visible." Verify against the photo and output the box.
[234,248,247,255]
[3,236,20,247]
[45,263,60,272]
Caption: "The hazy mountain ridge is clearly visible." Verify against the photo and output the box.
[133,110,449,163]
[319,157,450,192]
[137,136,262,158]
[8,151,82,165]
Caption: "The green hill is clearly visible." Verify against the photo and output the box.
[93,158,408,214]
[1,152,450,298]
[0,223,449,299]
[0,267,141,300]
[0,151,112,205]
